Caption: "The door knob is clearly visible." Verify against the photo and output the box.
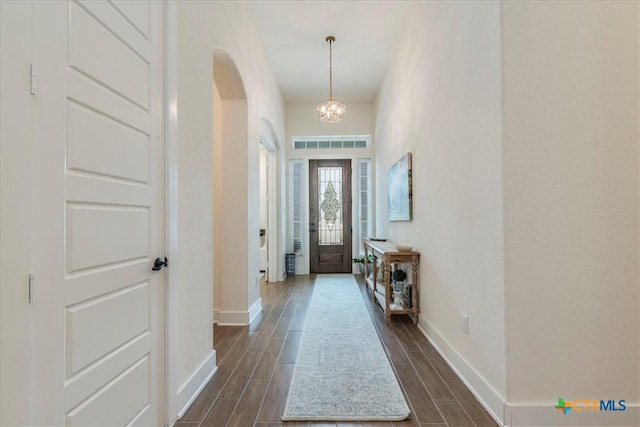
[152,257,168,271]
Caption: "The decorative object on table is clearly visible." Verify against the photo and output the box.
[391,268,407,307]
[402,283,412,308]
[377,260,385,281]
[396,244,413,252]
[369,237,387,242]
[387,153,413,221]
[353,254,374,275]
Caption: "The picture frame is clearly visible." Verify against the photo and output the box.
[387,152,413,221]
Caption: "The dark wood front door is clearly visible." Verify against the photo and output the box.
[309,159,352,273]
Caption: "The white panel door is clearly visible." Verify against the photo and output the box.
[26,1,165,424]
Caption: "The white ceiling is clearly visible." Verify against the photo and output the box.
[250,1,414,104]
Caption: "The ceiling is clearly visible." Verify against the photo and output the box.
[250,1,414,104]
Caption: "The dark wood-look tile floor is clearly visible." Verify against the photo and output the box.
[176,275,498,427]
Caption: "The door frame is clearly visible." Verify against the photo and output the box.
[309,159,353,273]
[165,1,179,425]
[259,118,281,283]
[296,154,363,275]
[0,2,35,423]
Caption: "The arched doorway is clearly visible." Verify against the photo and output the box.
[212,51,257,325]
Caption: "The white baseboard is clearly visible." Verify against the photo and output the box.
[418,316,505,426]
[217,298,263,326]
[177,350,217,418]
[418,318,640,427]
[504,403,639,426]
[417,316,639,427]
[217,310,250,325]
[249,297,262,324]
[213,308,219,324]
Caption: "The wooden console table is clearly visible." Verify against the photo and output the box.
[363,239,420,325]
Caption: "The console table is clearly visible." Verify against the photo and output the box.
[363,239,420,325]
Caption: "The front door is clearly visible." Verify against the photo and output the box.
[309,159,352,273]
[2,1,166,424]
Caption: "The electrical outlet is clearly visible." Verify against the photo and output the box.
[462,314,469,334]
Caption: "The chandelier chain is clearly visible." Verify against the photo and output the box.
[329,37,333,100]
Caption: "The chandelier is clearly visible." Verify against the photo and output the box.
[317,35,346,123]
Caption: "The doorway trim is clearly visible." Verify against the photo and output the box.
[293,154,362,275]
[309,159,353,273]
[165,1,179,425]
[259,118,280,283]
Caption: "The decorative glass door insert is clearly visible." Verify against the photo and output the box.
[318,166,343,245]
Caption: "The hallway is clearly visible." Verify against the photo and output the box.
[2,2,638,425]
[177,275,497,427]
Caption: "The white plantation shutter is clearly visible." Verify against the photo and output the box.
[289,159,303,254]
[358,159,372,254]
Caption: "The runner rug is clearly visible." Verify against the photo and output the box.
[282,274,411,421]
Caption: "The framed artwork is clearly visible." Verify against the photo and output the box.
[387,153,413,221]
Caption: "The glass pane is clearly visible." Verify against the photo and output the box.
[318,166,343,245]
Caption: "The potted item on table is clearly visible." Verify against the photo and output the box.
[352,254,374,275]
[392,268,407,307]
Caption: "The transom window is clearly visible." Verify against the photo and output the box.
[292,135,370,150]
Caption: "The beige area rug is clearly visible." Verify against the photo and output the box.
[282,274,411,422]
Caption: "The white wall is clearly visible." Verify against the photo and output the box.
[502,0,639,415]
[219,98,249,318]
[375,1,639,425]
[374,0,506,420]
[176,0,285,407]
[286,103,376,273]
[287,102,375,143]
